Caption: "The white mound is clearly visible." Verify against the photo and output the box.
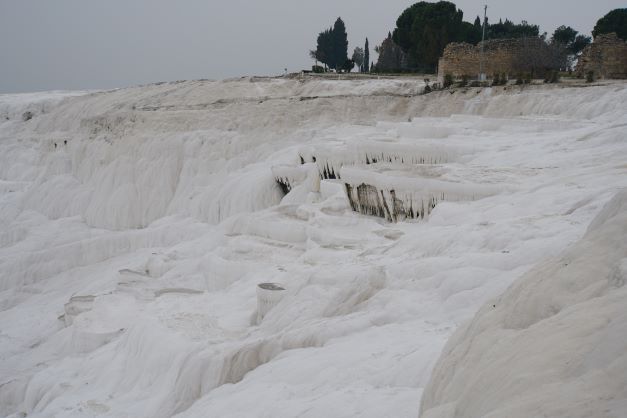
[0,78,626,418]
[420,190,627,418]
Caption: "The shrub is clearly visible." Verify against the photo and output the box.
[524,73,532,84]
[500,73,507,85]
[312,65,325,73]
[443,74,454,88]
[423,84,432,94]
[460,74,469,87]
[22,111,33,122]
[492,73,501,87]
[515,74,524,85]
[470,80,482,87]
[586,71,594,83]
[544,70,560,84]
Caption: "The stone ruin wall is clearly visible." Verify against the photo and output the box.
[438,38,549,80]
[576,33,627,79]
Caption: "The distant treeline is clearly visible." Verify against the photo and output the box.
[309,2,627,74]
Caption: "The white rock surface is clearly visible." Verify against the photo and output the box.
[420,190,627,418]
[0,79,626,417]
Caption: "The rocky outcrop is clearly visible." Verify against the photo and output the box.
[576,33,627,79]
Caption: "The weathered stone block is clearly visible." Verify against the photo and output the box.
[438,38,560,81]
[576,33,627,79]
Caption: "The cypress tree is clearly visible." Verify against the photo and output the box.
[331,17,349,70]
[364,38,370,73]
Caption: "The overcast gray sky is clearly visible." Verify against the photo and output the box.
[0,0,624,93]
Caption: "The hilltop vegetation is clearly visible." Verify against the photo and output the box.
[307,2,626,76]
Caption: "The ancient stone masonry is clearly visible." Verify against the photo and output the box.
[438,37,558,80]
[576,33,627,79]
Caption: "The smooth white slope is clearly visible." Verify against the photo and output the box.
[420,190,627,418]
[0,79,626,418]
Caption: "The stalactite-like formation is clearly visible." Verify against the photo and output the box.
[275,177,292,195]
[289,142,485,222]
[345,184,444,222]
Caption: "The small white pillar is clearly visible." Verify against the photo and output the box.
[256,283,286,323]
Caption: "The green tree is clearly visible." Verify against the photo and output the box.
[552,25,577,45]
[312,28,333,69]
[312,17,349,71]
[460,20,482,45]
[572,34,592,55]
[593,8,627,41]
[331,18,349,70]
[364,38,370,73]
[466,15,483,44]
[392,1,466,72]
[376,32,407,72]
[488,19,539,39]
[352,47,364,71]
[551,26,590,56]
[342,59,355,73]
[474,15,481,31]
[391,2,489,72]
[511,38,567,76]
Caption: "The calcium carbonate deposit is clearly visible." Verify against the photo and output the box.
[0,77,626,417]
